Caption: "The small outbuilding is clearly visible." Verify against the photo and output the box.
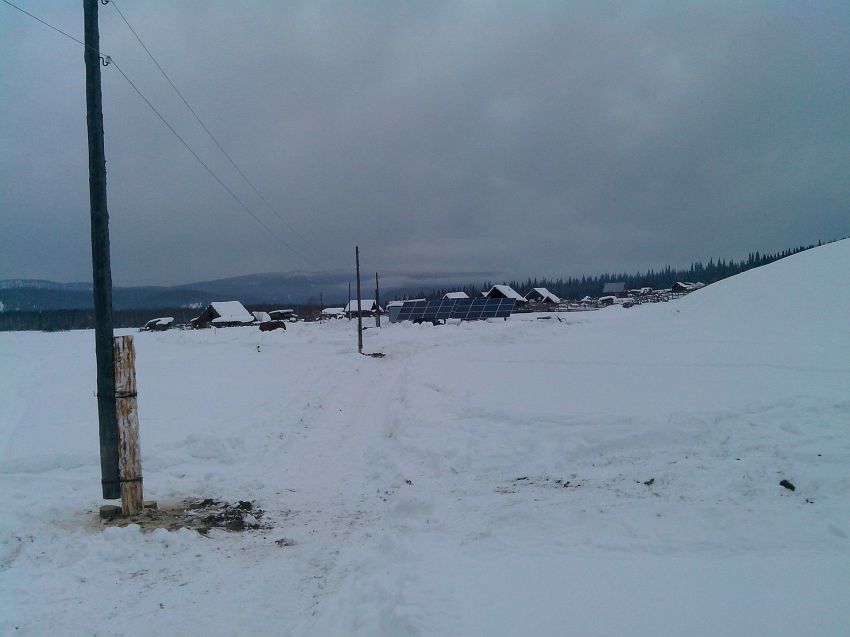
[191,301,255,328]
[252,311,271,323]
[443,291,470,299]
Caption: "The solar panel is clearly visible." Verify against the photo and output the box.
[388,298,515,323]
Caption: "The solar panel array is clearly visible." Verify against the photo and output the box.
[388,298,516,323]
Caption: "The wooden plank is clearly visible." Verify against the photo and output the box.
[114,335,143,516]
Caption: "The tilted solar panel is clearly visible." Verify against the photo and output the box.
[388,298,515,323]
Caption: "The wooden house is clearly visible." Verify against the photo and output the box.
[524,287,561,306]
[191,301,254,328]
[344,299,383,318]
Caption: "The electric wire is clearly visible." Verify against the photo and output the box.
[109,0,333,263]
[1,0,321,268]
[2,0,89,51]
[108,60,320,267]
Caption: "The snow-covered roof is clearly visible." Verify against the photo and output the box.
[209,301,254,324]
[580,296,594,302]
[526,287,561,304]
[145,317,174,327]
[443,291,469,299]
[484,285,525,301]
[344,299,382,312]
[673,281,706,291]
[322,307,345,315]
[252,311,271,322]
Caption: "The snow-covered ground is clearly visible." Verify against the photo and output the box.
[2,241,849,636]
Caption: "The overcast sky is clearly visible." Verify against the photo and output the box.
[1,1,848,286]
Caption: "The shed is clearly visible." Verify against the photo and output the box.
[321,307,345,319]
[443,291,469,299]
[191,301,254,328]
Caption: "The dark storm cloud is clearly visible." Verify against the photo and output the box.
[1,1,848,285]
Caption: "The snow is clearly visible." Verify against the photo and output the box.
[1,240,849,636]
[443,292,469,299]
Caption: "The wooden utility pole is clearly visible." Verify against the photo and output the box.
[375,272,381,328]
[355,246,363,353]
[348,282,351,319]
[84,0,119,500]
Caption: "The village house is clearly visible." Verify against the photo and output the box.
[672,281,706,293]
[524,287,561,306]
[602,282,627,297]
[190,301,255,328]
[142,316,174,331]
[268,309,297,321]
[483,285,526,303]
[344,299,383,318]
[442,291,469,299]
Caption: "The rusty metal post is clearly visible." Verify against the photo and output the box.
[114,335,143,515]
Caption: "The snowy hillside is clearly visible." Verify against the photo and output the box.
[1,241,848,636]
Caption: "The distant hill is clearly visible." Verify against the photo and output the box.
[0,270,491,311]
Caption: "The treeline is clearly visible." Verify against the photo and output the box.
[416,241,828,301]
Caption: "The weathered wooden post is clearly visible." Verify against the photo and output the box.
[114,335,143,515]
[356,246,363,354]
[375,272,381,328]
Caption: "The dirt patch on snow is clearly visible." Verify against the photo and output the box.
[96,498,268,535]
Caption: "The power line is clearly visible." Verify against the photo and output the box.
[108,0,332,264]
[2,0,321,268]
[109,58,320,268]
[2,0,88,50]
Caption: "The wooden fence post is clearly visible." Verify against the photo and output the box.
[114,335,143,515]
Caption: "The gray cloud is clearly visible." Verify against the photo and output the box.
[2,1,848,285]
